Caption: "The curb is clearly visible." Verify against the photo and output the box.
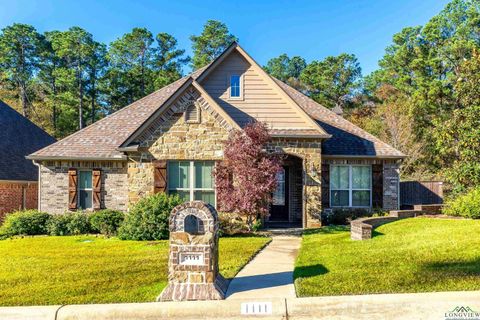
[1,291,480,320]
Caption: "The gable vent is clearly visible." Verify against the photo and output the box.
[185,102,200,123]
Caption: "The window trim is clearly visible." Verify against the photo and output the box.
[228,73,244,101]
[167,160,216,207]
[329,164,372,208]
[78,170,93,210]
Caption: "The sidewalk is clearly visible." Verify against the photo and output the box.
[226,235,301,299]
[2,291,480,320]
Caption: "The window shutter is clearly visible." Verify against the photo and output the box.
[372,164,383,208]
[92,169,102,210]
[153,160,167,193]
[68,168,78,210]
[321,164,330,208]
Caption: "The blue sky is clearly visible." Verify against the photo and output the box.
[0,0,450,75]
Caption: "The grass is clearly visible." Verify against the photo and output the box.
[0,235,270,306]
[294,218,480,296]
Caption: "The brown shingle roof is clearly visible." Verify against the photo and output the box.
[29,53,404,161]
[274,78,405,158]
[29,76,191,160]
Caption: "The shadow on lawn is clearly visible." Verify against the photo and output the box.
[293,264,329,280]
[372,230,385,238]
[422,258,480,276]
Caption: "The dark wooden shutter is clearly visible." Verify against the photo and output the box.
[153,160,167,193]
[372,164,383,208]
[68,168,78,210]
[92,169,102,210]
[321,164,330,208]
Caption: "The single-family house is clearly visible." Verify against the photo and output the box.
[27,43,405,228]
[0,100,56,219]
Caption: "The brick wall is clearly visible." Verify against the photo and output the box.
[0,181,38,220]
[38,161,128,214]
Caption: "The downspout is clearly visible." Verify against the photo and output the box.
[33,161,41,212]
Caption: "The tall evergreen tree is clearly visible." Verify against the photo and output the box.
[300,53,361,109]
[190,20,237,70]
[49,27,96,130]
[0,23,43,117]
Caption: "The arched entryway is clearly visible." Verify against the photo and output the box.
[266,154,303,227]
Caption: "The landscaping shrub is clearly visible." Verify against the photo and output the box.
[322,208,373,225]
[0,210,51,238]
[219,212,249,236]
[118,193,182,240]
[47,214,71,236]
[89,209,125,236]
[47,211,92,236]
[444,188,480,219]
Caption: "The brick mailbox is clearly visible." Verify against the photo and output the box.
[157,201,227,301]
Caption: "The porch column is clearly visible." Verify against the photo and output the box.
[303,153,322,228]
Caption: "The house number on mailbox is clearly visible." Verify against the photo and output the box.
[179,252,204,265]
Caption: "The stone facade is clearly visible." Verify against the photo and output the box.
[38,160,128,214]
[266,138,323,228]
[127,86,231,205]
[0,181,37,220]
[158,201,227,301]
[383,162,400,211]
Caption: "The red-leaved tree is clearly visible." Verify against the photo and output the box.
[214,121,282,229]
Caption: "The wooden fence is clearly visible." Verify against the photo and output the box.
[400,181,444,208]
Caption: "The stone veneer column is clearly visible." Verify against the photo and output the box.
[303,152,323,228]
[383,162,400,210]
[266,139,323,229]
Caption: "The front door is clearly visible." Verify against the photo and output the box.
[270,166,289,221]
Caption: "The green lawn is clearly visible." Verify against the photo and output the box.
[0,235,270,306]
[294,218,480,296]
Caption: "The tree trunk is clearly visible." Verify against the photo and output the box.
[78,61,84,129]
[20,83,28,117]
[52,78,57,135]
[91,78,95,124]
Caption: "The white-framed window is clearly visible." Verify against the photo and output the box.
[78,170,93,209]
[330,165,371,207]
[168,161,215,207]
[229,74,242,99]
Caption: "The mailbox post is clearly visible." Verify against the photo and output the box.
[157,201,227,301]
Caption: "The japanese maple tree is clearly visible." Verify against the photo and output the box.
[214,121,282,229]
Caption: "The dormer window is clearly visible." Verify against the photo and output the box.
[184,101,200,123]
[229,74,242,99]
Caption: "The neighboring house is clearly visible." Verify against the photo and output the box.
[27,43,405,228]
[0,100,56,219]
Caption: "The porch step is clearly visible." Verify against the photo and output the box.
[261,222,303,236]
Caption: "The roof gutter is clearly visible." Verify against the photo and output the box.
[26,155,127,161]
[322,154,407,159]
[270,133,332,139]
[117,145,140,152]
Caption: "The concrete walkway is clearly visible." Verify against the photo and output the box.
[226,235,301,299]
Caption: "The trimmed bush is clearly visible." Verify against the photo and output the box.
[47,211,92,236]
[47,214,71,236]
[322,208,375,225]
[118,193,182,240]
[444,188,480,219]
[0,210,51,238]
[89,209,125,236]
